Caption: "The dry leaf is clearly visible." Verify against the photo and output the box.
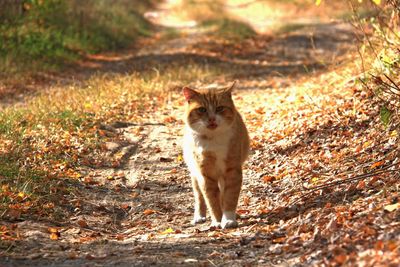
[120,204,130,210]
[334,254,348,264]
[370,161,384,169]
[262,175,274,183]
[177,154,183,162]
[48,228,60,240]
[143,209,156,215]
[356,180,366,190]
[160,227,174,235]
[50,232,59,240]
[77,220,88,228]
[384,203,400,212]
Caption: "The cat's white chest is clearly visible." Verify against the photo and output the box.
[197,135,231,171]
[183,129,232,177]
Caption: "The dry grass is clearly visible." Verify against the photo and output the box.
[0,63,224,221]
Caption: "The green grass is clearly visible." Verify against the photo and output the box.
[0,0,154,75]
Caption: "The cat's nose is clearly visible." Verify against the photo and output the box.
[208,117,216,123]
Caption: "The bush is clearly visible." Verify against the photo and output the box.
[357,0,400,128]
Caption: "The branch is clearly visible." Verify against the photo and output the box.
[290,163,400,205]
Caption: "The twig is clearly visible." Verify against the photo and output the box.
[349,1,382,71]
[383,73,400,92]
[207,259,218,267]
[371,74,400,96]
[290,165,400,205]
[306,167,399,192]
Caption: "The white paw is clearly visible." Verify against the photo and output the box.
[221,219,238,229]
[210,221,221,228]
[192,216,206,225]
[221,211,238,229]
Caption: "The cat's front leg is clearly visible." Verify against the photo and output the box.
[191,176,207,224]
[199,176,222,227]
[221,168,243,229]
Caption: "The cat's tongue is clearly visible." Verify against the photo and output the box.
[207,123,218,130]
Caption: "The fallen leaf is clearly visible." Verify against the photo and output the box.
[362,141,372,149]
[374,240,384,250]
[334,254,348,264]
[143,209,156,215]
[262,175,274,183]
[177,154,183,162]
[48,228,60,240]
[255,107,264,114]
[163,116,176,123]
[116,234,125,240]
[160,227,174,235]
[386,240,398,251]
[370,161,384,169]
[356,180,366,190]
[48,227,59,233]
[77,220,88,228]
[237,209,250,215]
[121,204,130,210]
[50,232,59,240]
[384,203,400,212]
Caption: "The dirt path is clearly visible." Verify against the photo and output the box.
[3,1,400,266]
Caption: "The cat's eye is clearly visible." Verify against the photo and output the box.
[216,106,224,113]
[197,107,207,113]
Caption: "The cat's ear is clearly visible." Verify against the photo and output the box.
[183,87,198,101]
[224,81,237,96]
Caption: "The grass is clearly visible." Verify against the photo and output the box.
[0,0,154,76]
[0,63,225,221]
[202,18,256,40]
[173,0,256,41]
[350,2,400,128]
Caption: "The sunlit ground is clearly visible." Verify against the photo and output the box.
[145,0,358,34]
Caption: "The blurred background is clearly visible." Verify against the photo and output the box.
[0,0,395,74]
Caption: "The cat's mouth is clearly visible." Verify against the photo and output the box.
[207,123,218,130]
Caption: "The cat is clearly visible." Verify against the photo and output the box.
[182,82,250,229]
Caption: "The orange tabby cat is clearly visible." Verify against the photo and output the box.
[182,82,249,229]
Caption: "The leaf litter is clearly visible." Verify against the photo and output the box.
[1,1,400,266]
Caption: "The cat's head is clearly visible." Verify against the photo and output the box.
[183,83,237,134]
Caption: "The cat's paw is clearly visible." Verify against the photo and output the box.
[192,216,206,225]
[210,221,221,229]
[221,219,238,229]
[221,211,238,229]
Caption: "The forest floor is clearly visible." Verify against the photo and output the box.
[1,1,399,266]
